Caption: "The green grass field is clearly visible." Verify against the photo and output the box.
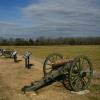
[0,45,100,70]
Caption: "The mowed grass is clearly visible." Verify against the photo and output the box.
[0,45,100,70]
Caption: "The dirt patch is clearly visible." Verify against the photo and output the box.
[0,55,100,100]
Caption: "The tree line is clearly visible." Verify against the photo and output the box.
[0,37,100,46]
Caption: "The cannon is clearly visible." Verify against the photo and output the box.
[23,51,32,69]
[22,53,93,93]
[0,49,17,62]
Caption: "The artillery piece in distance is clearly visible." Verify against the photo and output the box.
[0,48,17,62]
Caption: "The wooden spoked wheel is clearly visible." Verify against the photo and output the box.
[43,53,63,76]
[69,56,93,91]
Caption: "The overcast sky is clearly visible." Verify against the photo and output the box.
[0,0,100,38]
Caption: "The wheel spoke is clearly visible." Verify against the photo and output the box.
[74,78,81,89]
[82,60,88,70]
[82,78,87,87]
[81,58,84,65]
[80,58,83,71]
[72,76,79,83]
[46,63,52,66]
[71,73,79,77]
[75,63,79,70]
[46,67,52,70]
[49,57,54,63]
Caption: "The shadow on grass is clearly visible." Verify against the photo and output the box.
[15,60,22,63]
[25,64,34,69]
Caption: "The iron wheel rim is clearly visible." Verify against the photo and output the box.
[69,56,93,91]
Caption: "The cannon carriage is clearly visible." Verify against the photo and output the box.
[22,53,93,93]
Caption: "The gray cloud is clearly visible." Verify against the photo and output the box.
[20,0,100,37]
[0,0,100,38]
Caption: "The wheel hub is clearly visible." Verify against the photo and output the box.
[80,71,86,78]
